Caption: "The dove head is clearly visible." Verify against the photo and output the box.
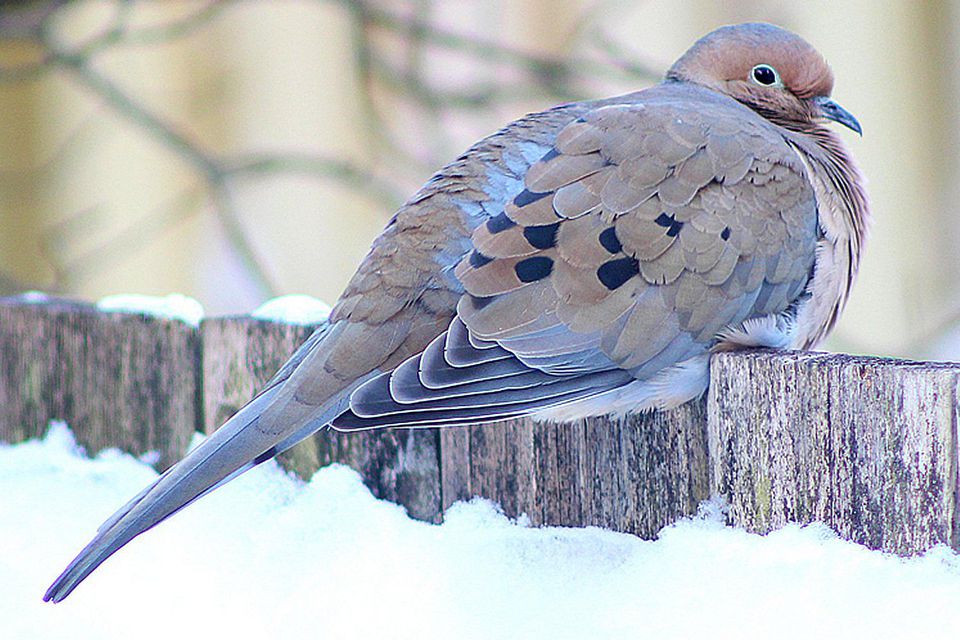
[667,23,860,134]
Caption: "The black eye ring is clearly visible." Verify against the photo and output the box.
[751,64,780,86]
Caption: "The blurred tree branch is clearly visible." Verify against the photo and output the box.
[0,0,661,298]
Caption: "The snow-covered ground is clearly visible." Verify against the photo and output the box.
[3,424,959,640]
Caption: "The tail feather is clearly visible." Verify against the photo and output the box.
[43,383,339,603]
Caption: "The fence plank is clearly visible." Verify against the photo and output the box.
[4,299,957,553]
[709,350,960,554]
[200,317,442,522]
[439,399,711,538]
[0,297,199,469]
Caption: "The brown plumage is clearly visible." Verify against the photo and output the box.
[44,22,869,602]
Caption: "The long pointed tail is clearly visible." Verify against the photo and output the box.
[43,381,339,603]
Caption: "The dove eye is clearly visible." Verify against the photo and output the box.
[750,64,781,87]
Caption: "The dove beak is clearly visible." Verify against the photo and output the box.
[814,96,862,136]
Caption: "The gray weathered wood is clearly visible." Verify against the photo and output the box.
[709,349,960,554]
[3,298,957,554]
[0,296,199,469]
[439,399,710,538]
[200,316,442,522]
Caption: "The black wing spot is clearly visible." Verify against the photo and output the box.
[523,222,560,249]
[469,251,494,268]
[541,147,561,162]
[253,446,278,466]
[599,227,622,253]
[469,294,496,310]
[597,257,640,290]
[721,226,731,241]
[515,256,554,283]
[654,212,683,238]
[486,212,517,234]
[513,189,550,208]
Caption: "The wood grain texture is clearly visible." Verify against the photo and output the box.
[709,349,960,554]
[3,299,957,552]
[439,399,710,538]
[0,296,199,469]
[200,316,442,522]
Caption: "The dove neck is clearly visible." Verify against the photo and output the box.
[789,125,870,272]
[785,125,871,348]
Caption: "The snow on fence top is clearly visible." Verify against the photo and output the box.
[1,296,957,555]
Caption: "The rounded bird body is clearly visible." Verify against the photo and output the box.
[44,22,869,602]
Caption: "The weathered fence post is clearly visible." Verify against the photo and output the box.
[0,296,199,469]
[3,298,958,553]
[709,350,960,554]
[439,399,711,538]
[200,316,442,522]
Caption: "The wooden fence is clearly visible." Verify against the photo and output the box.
[1,296,957,554]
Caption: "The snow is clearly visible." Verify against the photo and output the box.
[17,291,331,328]
[251,294,332,325]
[96,293,205,326]
[4,424,960,640]
[9,290,50,303]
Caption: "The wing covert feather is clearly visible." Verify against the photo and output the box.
[456,91,818,379]
[343,87,820,429]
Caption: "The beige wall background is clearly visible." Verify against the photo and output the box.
[0,0,955,360]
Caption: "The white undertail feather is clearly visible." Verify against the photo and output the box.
[532,354,711,422]
[535,309,801,423]
[716,313,796,350]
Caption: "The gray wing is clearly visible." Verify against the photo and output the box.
[335,93,818,429]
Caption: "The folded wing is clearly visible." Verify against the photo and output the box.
[335,88,819,430]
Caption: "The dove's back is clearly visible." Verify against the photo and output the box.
[333,83,823,428]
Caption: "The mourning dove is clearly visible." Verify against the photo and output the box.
[45,22,868,602]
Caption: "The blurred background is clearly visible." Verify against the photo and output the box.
[0,0,955,360]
